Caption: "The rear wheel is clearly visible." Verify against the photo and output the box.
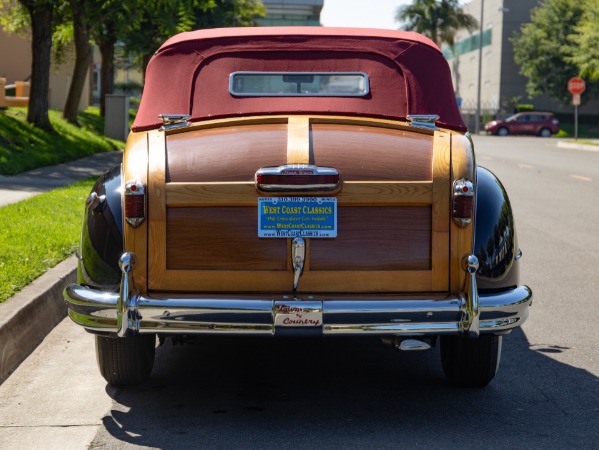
[497,127,509,136]
[539,127,551,137]
[440,334,502,387]
[95,334,156,386]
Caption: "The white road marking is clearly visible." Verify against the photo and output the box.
[570,174,592,182]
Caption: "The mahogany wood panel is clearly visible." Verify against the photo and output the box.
[160,269,433,293]
[311,124,433,181]
[166,207,287,271]
[166,124,287,182]
[309,206,431,271]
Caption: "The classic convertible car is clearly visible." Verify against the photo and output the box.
[64,27,531,387]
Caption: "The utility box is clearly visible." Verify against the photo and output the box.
[104,94,129,141]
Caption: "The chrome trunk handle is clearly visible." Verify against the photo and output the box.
[291,237,306,294]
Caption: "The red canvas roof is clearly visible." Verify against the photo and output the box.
[132,27,466,132]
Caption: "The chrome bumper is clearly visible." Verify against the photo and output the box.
[64,285,532,337]
[64,252,531,337]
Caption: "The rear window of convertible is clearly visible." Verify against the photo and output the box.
[229,72,370,97]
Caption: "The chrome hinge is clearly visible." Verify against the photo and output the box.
[407,114,440,130]
[158,114,191,131]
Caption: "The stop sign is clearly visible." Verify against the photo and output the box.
[568,77,586,95]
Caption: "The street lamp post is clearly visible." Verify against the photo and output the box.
[474,0,484,135]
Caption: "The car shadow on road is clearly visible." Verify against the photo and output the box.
[95,329,599,449]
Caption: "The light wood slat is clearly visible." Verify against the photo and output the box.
[450,133,476,292]
[431,131,451,291]
[287,116,311,164]
[165,181,433,207]
[162,270,433,293]
[147,130,168,290]
[123,131,148,292]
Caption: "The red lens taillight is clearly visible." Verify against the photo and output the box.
[124,180,145,228]
[452,179,474,226]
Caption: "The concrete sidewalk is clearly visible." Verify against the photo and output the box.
[0,151,122,383]
[0,151,123,207]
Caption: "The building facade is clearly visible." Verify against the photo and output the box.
[257,0,323,26]
[0,26,90,112]
[447,0,596,127]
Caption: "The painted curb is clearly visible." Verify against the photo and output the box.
[0,256,77,384]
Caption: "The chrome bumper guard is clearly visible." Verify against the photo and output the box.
[64,254,532,337]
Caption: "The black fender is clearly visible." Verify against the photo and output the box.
[77,165,124,290]
[474,167,520,291]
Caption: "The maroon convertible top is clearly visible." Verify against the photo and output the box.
[132,27,466,132]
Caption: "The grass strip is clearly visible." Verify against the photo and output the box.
[0,178,95,302]
[0,107,124,175]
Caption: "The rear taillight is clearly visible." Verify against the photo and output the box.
[124,180,145,227]
[452,178,474,226]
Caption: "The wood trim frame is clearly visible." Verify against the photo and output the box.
[122,131,149,293]
[431,131,451,291]
[449,133,475,292]
[138,115,452,294]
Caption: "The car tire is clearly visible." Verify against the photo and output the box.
[497,127,509,136]
[539,128,551,138]
[95,334,156,386]
[440,334,502,387]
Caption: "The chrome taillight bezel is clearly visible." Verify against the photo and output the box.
[452,178,474,227]
[124,180,146,228]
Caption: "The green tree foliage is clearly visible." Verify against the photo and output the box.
[568,0,599,82]
[1,0,66,131]
[395,0,478,47]
[511,0,587,105]
[122,0,265,77]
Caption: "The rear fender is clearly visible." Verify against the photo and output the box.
[474,167,520,291]
[77,165,123,290]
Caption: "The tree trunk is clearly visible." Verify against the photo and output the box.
[98,38,115,117]
[24,3,54,132]
[63,0,92,124]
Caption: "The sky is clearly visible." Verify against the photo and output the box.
[320,0,411,30]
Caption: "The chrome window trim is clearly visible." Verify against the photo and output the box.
[229,71,370,97]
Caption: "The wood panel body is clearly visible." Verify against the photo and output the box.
[124,115,460,295]
[122,131,148,292]
[311,124,433,181]
[431,131,451,291]
[166,124,287,182]
[450,133,476,292]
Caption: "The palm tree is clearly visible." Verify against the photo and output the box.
[395,0,478,48]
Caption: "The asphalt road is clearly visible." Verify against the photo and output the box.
[1,136,598,449]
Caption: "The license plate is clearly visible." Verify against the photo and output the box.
[258,197,337,238]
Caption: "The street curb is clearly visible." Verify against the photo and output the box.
[557,141,599,152]
[0,256,77,384]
